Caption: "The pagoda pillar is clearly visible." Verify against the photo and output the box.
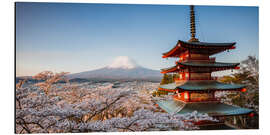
[188,68,191,80]
[188,49,191,59]
[188,92,190,102]
[211,91,216,100]
[233,116,237,125]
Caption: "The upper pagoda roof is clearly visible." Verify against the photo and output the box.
[159,80,245,91]
[181,40,236,47]
[156,100,253,116]
[162,40,236,58]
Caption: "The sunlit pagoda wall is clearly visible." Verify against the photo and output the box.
[176,91,215,102]
[189,53,209,60]
[190,73,211,80]
[175,72,212,81]
[190,92,214,101]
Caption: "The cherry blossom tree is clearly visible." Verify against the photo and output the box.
[16,71,215,133]
[218,56,259,128]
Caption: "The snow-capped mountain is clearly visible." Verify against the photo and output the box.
[107,56,138,69]
[68,56,162,81]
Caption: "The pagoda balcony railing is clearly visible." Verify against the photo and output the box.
[189,77,218,80]
[174,77,218,81]
[178,57,216,63]
[173,95,219,102]
[188,98,220,102]
[174,79,187,85]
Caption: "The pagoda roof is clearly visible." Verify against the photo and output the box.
[161,62,239,73]
[161,65,179,74]
[159,81,245,91]
[180,40,236,47]
[162,40,236,58]
[177,80,245,91]
[159,83,177,90]
[178,61,239,68]
[156,100,253,116]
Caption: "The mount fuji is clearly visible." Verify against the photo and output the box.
[68,56,162,81]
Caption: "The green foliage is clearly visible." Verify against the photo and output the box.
[160,73,179,85]
[160,74,169,85]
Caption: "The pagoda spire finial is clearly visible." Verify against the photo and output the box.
[188,5,199,42]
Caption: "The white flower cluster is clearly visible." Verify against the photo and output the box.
[16,74,214,133]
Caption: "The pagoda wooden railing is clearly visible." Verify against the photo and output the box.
[178,57,216,63]
[189,77,218,80]
[174,77,218,81]
[173,95,220,102]
[174,79,187,85]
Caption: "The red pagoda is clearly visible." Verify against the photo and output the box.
[156,5,253,129]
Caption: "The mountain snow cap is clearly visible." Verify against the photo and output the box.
[107,56,138,69]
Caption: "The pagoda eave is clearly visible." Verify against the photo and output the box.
[178,40,236,48]
[177,62,240,69]
[161,62,240,74]
[162,40,236,58]
[177,88,245,92]
[161,65,183,74]
[158,87,177,92]
[159,81,246,93]
[176,80,245,92]
[159,83,177,91]
[156,100,253,117]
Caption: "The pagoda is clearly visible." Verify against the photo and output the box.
[156,5,253,128]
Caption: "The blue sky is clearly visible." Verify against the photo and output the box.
[16,3,258,76]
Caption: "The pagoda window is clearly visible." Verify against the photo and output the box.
[190,68,211,73]
[185,72,189,80]
[179,51,189,62]
[190,92,215,102]
[190,73,211,80]
[189,53,209,61]
[185,53,189,58]
[183,91,190,101]
[180,56,183,61]
[179,74,183,79]
[176,91,181,98]
[179,56,187,62]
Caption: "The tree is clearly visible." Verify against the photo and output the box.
[218,56,259,128]
[160,73,178,85]
[160,74,169,85]
[16,71,215,133]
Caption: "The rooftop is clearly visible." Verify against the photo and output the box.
[161,61,239,73]
[178,61,239,68]
[179,40,236,47]
[157,100,253,116]
[159,81,245,91]
[162,40,236,58]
